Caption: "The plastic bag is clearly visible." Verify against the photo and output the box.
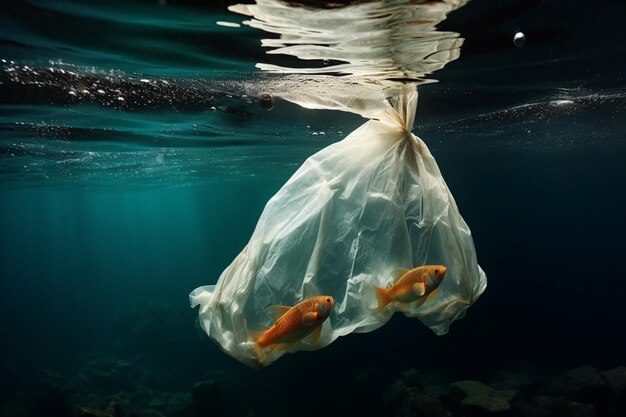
[190,88,487,368]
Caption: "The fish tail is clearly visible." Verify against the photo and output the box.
[250,330,268,366]
[251,342,268,366]
[374,286,392,312]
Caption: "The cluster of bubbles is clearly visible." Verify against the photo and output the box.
[1,60,276,113]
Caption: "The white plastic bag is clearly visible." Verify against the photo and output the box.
[190,88,486,368]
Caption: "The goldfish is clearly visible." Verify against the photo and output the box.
[374,265,447,312]
[251,295,334,363]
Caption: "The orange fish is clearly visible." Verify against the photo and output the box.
[374,265,447,312]
[251,295,334,362]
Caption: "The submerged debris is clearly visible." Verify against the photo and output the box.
[258,92,275,110]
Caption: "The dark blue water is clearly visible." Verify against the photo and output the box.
[1,1,626,417]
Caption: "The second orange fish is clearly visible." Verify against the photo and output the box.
[374,265,447,312]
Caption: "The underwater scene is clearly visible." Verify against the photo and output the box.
[1,0,625,416]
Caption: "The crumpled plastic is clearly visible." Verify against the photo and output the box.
[190,88,487,368]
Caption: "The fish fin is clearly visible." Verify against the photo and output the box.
[413,296,428,309]
[396,302,412,312]
[391,268,411,281]
[309,324,323,345]
[302,311,319,325]
[273,341,297,352]
[413,282,426,296]
[252,343,267,365]
[426,288,439,302]
[270,305,292,321]
[374,286,392,312]
[257,343,279,361]
[250,330,265,344]
[254,323,271,330]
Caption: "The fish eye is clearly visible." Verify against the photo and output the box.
[435,269,439,274]
[326,298,331,303]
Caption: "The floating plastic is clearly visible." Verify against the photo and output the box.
[190,0,486,368]
[190,87,486,368]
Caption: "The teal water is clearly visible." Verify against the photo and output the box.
[1,1,626,417]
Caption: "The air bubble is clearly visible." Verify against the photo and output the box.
[513,32,525,47]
